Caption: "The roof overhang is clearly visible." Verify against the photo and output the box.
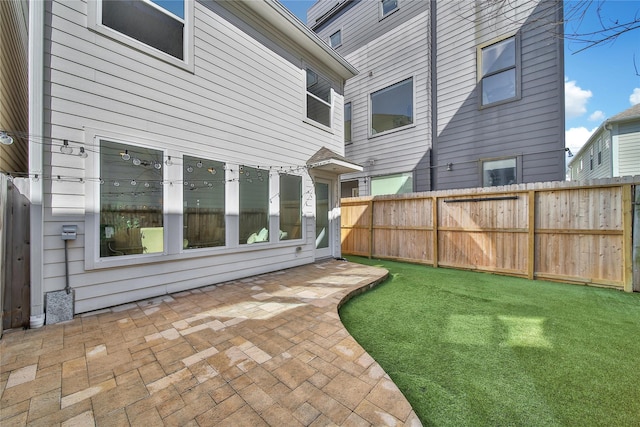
[307,146,363,175]
[239,0,359,80]
[307,158,363,175]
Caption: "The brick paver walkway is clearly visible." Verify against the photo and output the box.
[1,260,421,426]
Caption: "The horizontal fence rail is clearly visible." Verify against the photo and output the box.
[341,176,640,292]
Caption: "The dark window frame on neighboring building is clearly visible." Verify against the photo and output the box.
[379,0,399,19]
[369,77,414,137]
[477,34,521,108]
[344,102,352,144]
[481,157,518,187]
[329,29,342,48]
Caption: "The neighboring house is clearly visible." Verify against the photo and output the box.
[568,104,640,180]
[22,0,359,321]
[0,0,29,174]
[308,0,565,196]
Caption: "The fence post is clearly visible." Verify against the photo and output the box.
[623,184,633,292]
[432,196,438,268]
[368,200,374,259]
[528,190,536,280]
[633,184,639,292]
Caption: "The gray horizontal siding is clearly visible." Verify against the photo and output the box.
[41,0,347,312]
[434,0,564,189]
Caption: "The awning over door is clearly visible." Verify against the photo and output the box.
[306,147,362,175]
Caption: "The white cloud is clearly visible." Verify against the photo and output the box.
[630,88,640,105]
[588,110,605,122]
[565,126,597,156]
[565,79,592,119]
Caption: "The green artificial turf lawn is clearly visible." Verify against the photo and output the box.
[339,257,640,427]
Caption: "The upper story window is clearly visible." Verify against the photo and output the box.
[370,77,413,136]
[478,35,520,107]
[329,29,342,48]
[380,0,399,18]
[90,0,193,70]
[344,102,352,144]
[306,68,333,128]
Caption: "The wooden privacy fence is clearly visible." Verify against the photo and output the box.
[341,177,640,292]
[1,175,31,333]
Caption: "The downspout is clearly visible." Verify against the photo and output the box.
[29,0,45,328]
[429,0,438,190]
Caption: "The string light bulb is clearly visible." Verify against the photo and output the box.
[60,140,73,154]
[153,161,162,170]
[207,167,216,175]
[132,158,141,166]
[165,156,173,166]
[196,160,203,168]
[121,150,130,161]
[0,130,14,145]
[79,147,88,158]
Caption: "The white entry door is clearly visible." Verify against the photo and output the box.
[315,180,332,259]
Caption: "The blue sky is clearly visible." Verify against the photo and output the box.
[279,0,640,156]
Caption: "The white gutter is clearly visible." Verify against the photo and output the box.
[29,0,45,325]
[242,0,359,80]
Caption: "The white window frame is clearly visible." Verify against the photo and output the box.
[88,0,195,72]
[85,132,176,270]
[477,33,521,108]
[379,0,399,19]
[304,67,335,132]
[369,76,415,138]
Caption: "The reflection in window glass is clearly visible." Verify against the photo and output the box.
[100,140,164,257]
[183,156,225,249]
[371,78,413,135]
[381,0,398,16]
[280,174,302,240]
[480,37,517,106]
[371,173,413,196]
[344,102,352,143]
[102,0,184,59]
[306,68,332,127]
[240,166,269,244]
[483,158,516,187]
[330,30,342,48]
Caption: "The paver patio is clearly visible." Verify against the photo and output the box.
[1,260,421,426]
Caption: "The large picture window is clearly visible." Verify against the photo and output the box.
[482,158,516,187]
[99,140,164,257]
[279,174,302,240]
[371,78,413,135]
[240,166,270,244]
[478,36,519,106]
[306,68,333,128]
[183,156,225,249]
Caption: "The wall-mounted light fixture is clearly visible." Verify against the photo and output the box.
[565,147,574,157]
[0,130,14,145]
